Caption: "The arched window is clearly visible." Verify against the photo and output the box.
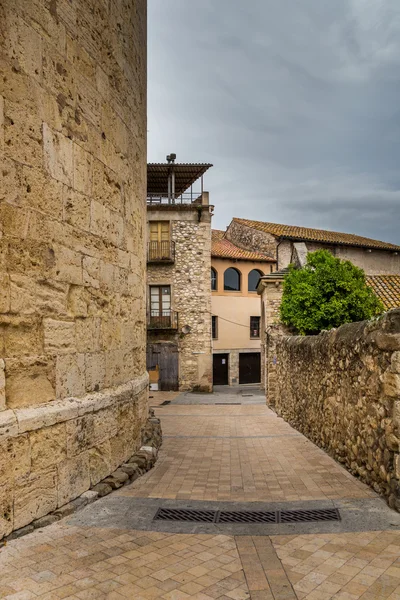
[224,267,241,291]
[211,267,217,291]
[248,269,264,292]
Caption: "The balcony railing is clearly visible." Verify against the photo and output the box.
[147,191,203,205]
[147,310,179,330]
[147,241,175,263]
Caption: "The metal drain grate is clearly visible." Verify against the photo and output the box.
[219,510,276,524]
[154,507,341,524]
[280,508,340,523]
[154,508,216,523]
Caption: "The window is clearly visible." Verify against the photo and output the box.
[250,316,260,338]
[149,221,170,243]
[211,267,217,291]
[150,285,171,326]
[224,267,241,291]
[248,269,263,292]
[212,315,218,339]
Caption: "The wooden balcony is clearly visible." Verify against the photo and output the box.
[147,241,175,263]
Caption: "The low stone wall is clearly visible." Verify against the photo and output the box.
[267,309,400,510]
[0,374,151,540]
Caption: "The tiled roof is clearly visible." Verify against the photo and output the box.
[233,218,400,252]
[211,230,275,262]
[366,275,400,310]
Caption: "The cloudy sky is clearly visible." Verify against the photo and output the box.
[148,0,400,244]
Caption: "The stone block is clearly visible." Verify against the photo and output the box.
[66,414,94,457]
[5,356,56,409]
[83,255,100,288]
[15,398,80,433]
[91,482,112,497]
[14,468,58,529]
[0,410,19,440]
[2,315,43,358]
[30,423,67,470]
[56,353,85,399]
[43,319,76,354]
[63,187,91,231]
[43,122,73,185]
[383,371,400,399]
[80,490,98,504]
[33,514,59,529]
[0,359,5,411]
[57,453,90,507]
[392,352,400,374]
[73,142,93,195]
[7,434,31,480]
[4,99,42,168]
[85,352,106,393]
[75,317,101,353]
[52,245,83,286]
[20,165,64,220]
[0,484,13,540]
[9,275,69,316]
[110,434,128,472]
[0,274,10,313]
[89,439,112,486]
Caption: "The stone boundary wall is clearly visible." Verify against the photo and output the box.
[267,309,400,510]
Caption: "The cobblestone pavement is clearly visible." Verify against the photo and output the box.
[1,389,400,600]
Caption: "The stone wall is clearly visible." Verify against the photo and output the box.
[267,310,400,509]
[147,205,213,391]
[0,0,148,538]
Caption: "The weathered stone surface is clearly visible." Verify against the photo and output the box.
[120,463,140,477]
[89,440,112,486]
[267,309,400,508]
[14,468,58,529]
[30,423,67,470]
[57,453,90,507]
[0,0,148,538]
[80,490,98,504]
[33,514,59,529]
[91,483,112,497]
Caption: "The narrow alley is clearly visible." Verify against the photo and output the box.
[1,389,400,600]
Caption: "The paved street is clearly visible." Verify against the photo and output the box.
[2,389,400,600]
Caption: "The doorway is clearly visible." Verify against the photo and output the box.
[239,352,261,384]
[213,353,229,385]
[147,342,179,391]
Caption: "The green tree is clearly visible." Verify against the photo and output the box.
[280,250,383,335]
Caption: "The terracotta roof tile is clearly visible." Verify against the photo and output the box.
[233,218,400,252]
[211,229,275,262]
[366,275,400,310]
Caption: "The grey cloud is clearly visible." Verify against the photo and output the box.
[148,0,400,244]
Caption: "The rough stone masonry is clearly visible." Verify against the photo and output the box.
[0,0,150,538]
[267,309,400,510]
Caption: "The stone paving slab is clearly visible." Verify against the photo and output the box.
[2,389,400,600]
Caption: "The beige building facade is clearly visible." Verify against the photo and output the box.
[0,0,149,538]
[211,231,275,385]
[146,160,213,392]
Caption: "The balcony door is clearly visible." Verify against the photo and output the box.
[150,285,171,327]
[149,221,170,260]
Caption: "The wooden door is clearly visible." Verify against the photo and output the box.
[147,343,179,391]
[239,352,261,384]
[213,353,229,385]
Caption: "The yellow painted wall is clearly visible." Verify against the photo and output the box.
[211,258,274,351]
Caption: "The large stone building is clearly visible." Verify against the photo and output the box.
[0,0,148,538]
[211,230,275,386]
[146,157,213,392]
[227,219,400,275]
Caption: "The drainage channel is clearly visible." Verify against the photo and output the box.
[154,507,341,525]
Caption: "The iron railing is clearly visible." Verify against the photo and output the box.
[147,241,175,263]
[147,191,203,205]
[147,310,179,330]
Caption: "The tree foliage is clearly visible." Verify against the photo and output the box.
[280,250,384,335]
